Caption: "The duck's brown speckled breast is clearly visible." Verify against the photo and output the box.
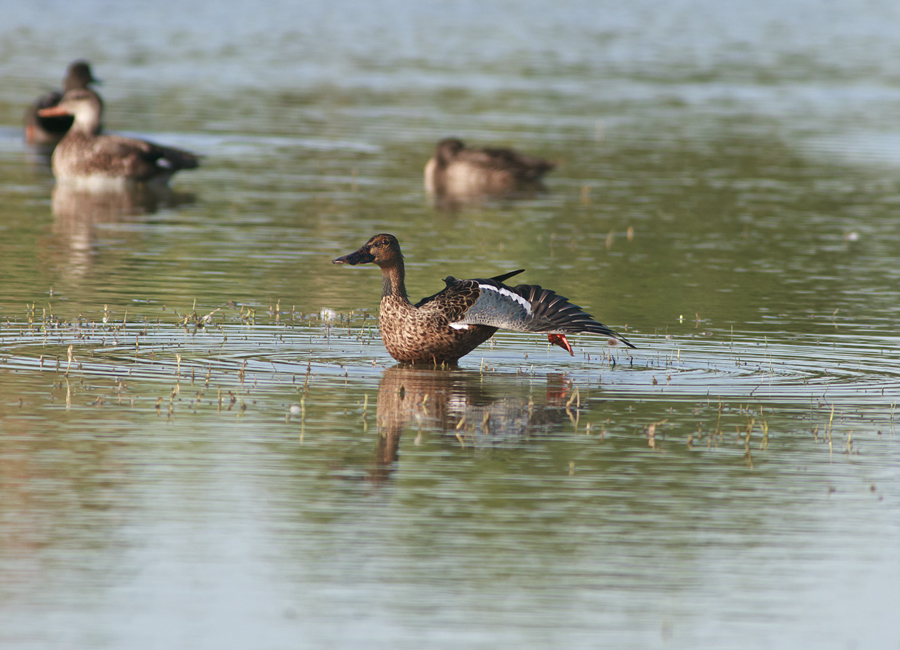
[379,296,497,364]
[52,132,140,182]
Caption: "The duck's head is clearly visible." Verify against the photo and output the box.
[333,233,403,268]
[38,89,102,131]
[435,138,465,165]
[64,60,99,91]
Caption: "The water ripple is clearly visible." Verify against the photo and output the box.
[3,315,899,408]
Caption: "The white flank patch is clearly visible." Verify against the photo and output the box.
[479,284,532,312]
[57,175,132,191]
[449,322,469,330]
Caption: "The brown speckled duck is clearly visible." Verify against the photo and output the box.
[333,234,633,365]
[38,89,199,187]
[25,60,102,147]
[424,138,555,198]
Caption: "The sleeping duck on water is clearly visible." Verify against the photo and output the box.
[424,138,555,198]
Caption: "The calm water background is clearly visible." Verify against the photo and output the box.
[1,1,900,648]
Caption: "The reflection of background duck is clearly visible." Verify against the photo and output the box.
[373,367,573,479]
[50,184,195,276]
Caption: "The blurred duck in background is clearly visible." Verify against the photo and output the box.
[424,137,555,200]
[38,89,199,187]
[25,60,102,147]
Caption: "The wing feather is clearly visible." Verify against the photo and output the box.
[413,270,634,348]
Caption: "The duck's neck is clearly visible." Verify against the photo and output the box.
[436,151,454,171]
[381,260,409,302]
[71,110,101,136]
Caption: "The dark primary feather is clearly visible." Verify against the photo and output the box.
[418,272,634,349]
[510,283,633,345]
[456,279,635,348]
[486,269,526,284]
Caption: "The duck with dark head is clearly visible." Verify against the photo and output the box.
[334,234,633,365]
[25,60,103,147]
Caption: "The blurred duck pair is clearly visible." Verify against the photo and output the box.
[27,60,198,187]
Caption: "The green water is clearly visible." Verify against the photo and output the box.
[2,1,900,648]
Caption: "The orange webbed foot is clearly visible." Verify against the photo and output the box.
[547,333,574,356]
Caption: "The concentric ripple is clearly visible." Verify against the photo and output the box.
[2,310,899,409]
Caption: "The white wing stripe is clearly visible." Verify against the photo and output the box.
[478,284,532,313]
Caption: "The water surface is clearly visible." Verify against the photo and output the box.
[1,1,900,648]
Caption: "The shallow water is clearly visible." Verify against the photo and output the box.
[2,1,900,648]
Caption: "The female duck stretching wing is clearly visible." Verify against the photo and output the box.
[334,234,633,365]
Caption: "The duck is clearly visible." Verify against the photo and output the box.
[25,60,102,147]
[37,88,199,187]
[333,234,633,365]
[424,138,555,198]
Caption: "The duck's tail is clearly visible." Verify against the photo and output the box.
[511,283,634,349]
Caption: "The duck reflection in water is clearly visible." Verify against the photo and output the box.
[371,367,577,481]
[50,184,195,277]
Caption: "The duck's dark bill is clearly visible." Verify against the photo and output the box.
[333,248,375,265]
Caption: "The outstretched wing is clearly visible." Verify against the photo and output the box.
[452,279,635,348]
